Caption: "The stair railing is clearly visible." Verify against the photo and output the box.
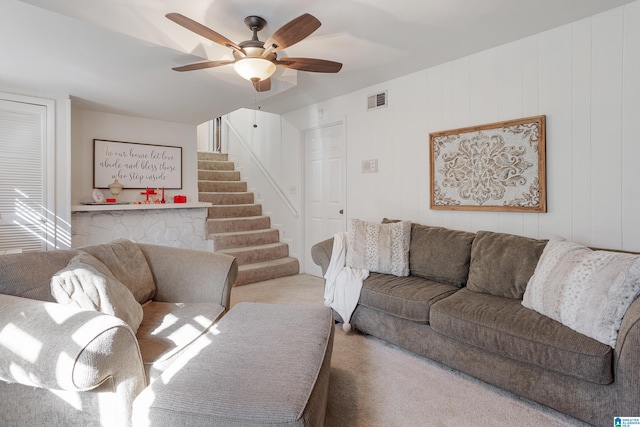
[223,116,299,218]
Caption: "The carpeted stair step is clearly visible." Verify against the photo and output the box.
[208,204,262,218]
[199,181,247,193]
[198,152,228,161]
[199,192,255,205]
[209,229,280,250]
[198,151,299,286]
[198,160,235,171]
[207,216,271,234]
[218,242,290,265]
[198,170,241,181]
[234,257,300,286]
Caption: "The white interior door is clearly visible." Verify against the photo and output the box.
[304,122,346,277]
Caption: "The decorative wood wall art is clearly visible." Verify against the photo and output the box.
[94,139,182,189]
[429,115,546,212]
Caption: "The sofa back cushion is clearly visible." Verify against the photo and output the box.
[0,250,74,302]
[82,239,156,303]
[409,224,476,287]
[467,231,547,299]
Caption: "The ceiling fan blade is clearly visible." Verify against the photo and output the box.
[263,14,321,52]
[275,58,342,73]
[172,60,235,72]
[253,78,272,92]
[166,13,244,53]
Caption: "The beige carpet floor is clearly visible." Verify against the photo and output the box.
[230,274,590,427]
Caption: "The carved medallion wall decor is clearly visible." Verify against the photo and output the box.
[429,115,546,212]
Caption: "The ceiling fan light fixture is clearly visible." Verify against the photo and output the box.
[233,57,276,82]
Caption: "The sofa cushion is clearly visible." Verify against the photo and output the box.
[346,218,411,277]
[409,224,476,286]
[522,237,640,348]
[51,251,143,332]
[359,272,459,323]
[136,301,225,379]
[467,231,547,299]
[82,239,155,303]
[430,288,613,384]
[0,250,74,302]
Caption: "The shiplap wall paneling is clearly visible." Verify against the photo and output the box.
[497,40,526,236]
[423,65,448,228]
[439,61,457,231]
[570,18,593,247]
[393,72,428,221]
[621,2,640,251]
[468,48,501,233]
[537,25,573,241]
[450,57,473,233]
[591,8,624,250]
[521,35,542,238]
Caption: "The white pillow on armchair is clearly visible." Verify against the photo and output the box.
[51,251,143,332]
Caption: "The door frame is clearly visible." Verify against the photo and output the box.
[300,116,347,275]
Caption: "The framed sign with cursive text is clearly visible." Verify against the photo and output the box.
[93,139,182,189]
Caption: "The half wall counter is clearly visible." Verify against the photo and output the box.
[71,202,212,250]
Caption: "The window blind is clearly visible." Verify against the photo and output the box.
[0,100,46,252]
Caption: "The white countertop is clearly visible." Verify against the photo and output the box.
[71,202,211,212]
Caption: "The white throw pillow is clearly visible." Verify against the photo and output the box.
[51,251,143,333]
[346,219,411,277]
[522,236,640,347]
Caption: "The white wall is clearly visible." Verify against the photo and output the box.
[281,1,640,252]
[71,109,198,205]
[224,109,302,261]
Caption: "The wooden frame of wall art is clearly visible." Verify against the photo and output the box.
[429,115,546,212]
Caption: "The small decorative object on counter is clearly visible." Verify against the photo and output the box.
[91,189,105,203]
[108,179,124,201]
[174,195,187,203]
[141,187,156,204]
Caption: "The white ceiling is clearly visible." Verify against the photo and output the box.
[0,0,633,125]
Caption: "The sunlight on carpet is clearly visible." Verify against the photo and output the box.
[230,274,589,427]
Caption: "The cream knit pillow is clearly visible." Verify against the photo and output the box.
[346,218,411,277]
[522,237,640,347]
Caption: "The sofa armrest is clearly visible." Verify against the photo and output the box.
[137,244,238,309]
[0,294,146,393]
[614,296,640,414]
[311,238,335,277]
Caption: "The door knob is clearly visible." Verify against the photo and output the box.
[339,209,344,214]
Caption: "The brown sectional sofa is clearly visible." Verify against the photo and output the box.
[312,223,640,427]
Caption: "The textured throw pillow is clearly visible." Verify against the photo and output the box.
[51,251,143,333]
[346,218,411,277]
[81,239,155,303]
[522,237,640,347]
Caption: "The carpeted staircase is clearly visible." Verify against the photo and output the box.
[198,152,299,286]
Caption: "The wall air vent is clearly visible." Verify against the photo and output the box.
[367,91,388,111]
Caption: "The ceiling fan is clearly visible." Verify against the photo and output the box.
[166,12,343,92]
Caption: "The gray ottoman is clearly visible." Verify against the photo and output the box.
[133,302,334,426]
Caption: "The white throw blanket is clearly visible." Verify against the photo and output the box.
[323,232,369,332]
